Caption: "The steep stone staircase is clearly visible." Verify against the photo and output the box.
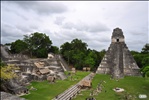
[56,55,70,71]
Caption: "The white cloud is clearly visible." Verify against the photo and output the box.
[54,16,65,25]
[62,21,110,33]
[5,1,68,15]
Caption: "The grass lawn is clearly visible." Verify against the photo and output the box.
[74,74,149,100]
[21,71,90,100]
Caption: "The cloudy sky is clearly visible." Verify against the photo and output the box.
[1,1,149,52]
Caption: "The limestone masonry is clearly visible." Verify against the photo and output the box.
[96,28,140,79]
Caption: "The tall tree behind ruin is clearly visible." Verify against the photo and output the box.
[60,38,104,70]
[141,43,149,54]
[10,39,28,54]
[23,32,52,58]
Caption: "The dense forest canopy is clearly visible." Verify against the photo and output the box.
[60,38,106,70]
[130,43,149,77]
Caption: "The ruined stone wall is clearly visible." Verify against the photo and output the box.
[111,38,124,43]
[111,43,124,79]
[123,46,140,76]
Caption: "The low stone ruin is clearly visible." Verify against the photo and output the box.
[0,45,70,96]
[6,79,28,95]
[113,87,125,93]
[83,67,91,71]
[79,80,92,88]
[71,67,76,74]
[0,44,29,61]
[1,91,26,100]
[47,53,54,59]
[78,73,94,90]
[47,76,56,83]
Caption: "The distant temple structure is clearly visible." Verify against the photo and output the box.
[96,28,140,79]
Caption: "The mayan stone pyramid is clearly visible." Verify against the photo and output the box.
[96,28,140,79]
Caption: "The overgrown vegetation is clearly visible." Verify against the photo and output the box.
[0,60,18,80]
[0,64,18,80]
[0,62,19,91]
[131,43,149,77]
[60,39,106,70]
[6,32,54,58]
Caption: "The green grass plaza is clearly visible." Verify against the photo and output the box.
[21,71,149,100]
